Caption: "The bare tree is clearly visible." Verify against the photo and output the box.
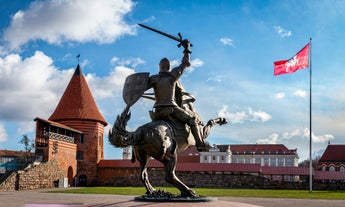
[18,134,34,165]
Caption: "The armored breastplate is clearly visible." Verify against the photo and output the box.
[153,74,177,107]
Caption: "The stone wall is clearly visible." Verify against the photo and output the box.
[97,167,268,189]
[0,159,64,191]
[0,171,18,191]
[97,167,345,190]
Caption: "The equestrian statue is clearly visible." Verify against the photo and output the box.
[109,24,227,198]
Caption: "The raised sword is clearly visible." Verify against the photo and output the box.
[138,23,193,52]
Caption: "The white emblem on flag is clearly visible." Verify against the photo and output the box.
[285,56,298,72]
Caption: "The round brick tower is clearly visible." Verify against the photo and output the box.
[49,64,107,186]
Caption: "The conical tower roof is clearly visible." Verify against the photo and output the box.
[49,64,107,126]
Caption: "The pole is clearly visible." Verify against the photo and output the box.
[309,37,313,193]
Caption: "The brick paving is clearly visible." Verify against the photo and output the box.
[0,189,344,207]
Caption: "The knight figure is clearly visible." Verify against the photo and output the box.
[146,40,211,151]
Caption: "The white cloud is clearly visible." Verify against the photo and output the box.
[207,74,226,83]
[217,105,271,124]
[4,0,136,50]
[220,37,235,47]
[257,133,279,144]
[248,108,272,122]
[142,16,155,23]
[293,90,307,98]
[0,123,8,142]
[0,51,134,136]
[274,92,285,99]
[0,51,73,122]
[282,129,301,139]
[274,26,292,38]
[303,128,335,143]
[110,56,145,68]
[86,66,134,99]
[188,58,204,73]
[169,58,204,74]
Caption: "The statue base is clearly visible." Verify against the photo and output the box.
[134,190,217,202]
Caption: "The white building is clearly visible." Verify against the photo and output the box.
[200,144,299,167]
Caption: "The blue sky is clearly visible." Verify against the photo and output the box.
[0,0,344,161]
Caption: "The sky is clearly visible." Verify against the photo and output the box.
[0,0,345,161]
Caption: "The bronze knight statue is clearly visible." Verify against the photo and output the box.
[146,40,211,151]
[109,24,227,199]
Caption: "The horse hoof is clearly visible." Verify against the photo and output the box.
[181,189,196,197]
[145,189,156,195]
[220,118,228,125]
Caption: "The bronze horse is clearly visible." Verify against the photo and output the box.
[109,103,227,197]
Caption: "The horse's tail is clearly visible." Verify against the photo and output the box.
[108,106,136,148]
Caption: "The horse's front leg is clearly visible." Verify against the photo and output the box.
[202,117,228,139]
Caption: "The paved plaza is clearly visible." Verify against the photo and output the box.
[0,190,344,207]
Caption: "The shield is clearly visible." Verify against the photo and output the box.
[123,72,150,106]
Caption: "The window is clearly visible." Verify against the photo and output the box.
[278,158,284,166]
[329,165,335,171]
[79,134,84,143]
[285,158,293,166]
[76,151,83,160]
[339,165,345,172]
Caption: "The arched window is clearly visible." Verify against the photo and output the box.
[339,165,345,172]
[329,165,335,172]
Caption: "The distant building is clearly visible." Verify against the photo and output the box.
[0,150,32,174]
[318,144,345,172]
[122,146,132,160]
[200,144,299,167]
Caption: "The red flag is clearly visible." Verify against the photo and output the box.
[274,43,310,76]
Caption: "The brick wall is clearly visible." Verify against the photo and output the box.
[60,120,104,186]
[48,139,77,179]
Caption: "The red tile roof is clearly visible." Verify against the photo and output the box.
[177,155,200,163]
[230,144,297,155]
[262,166,311,175]
[34,117,83,134]
[98,159,162,168]
[0,150,29,157]
[49,64,107,126]
[319,145,345,162]
[314,171,345,181]
[176,163,261,173]
[177,146,200,156]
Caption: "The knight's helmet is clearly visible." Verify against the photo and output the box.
[159,58,170,72]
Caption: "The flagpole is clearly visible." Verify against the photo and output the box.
[309,37,313,193]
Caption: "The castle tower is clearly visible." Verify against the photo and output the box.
[49,64,107,186]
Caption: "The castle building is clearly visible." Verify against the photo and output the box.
[200,144,299,167]
[318,144,345,172]
[34,64,107,186]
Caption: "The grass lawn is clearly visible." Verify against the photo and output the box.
[51,187,345,200]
